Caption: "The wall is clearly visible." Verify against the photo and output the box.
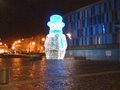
[65,49,120,61]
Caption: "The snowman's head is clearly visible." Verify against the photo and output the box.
[47,15,65,34]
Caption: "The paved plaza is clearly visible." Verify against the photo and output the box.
[0,58,120,90]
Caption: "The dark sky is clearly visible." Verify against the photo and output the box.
[0,0,99,43]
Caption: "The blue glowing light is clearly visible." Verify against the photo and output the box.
[47,15,65,34]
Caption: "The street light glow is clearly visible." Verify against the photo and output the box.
[0,42,3,45]
[17,40,21,43]
[4,44,7,46]
[42,38,45,42]
[12,45,15,50]
[32,42,36,45]
[15,41,17,44]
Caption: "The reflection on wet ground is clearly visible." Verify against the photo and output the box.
[0,58,120,90]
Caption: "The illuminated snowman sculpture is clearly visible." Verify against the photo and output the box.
[44,15,67,59]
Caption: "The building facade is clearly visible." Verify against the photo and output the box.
[64,0,120,61]
[11,35,45,53]
[0,41,8,54]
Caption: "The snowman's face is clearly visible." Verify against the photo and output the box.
[50,23,62,30]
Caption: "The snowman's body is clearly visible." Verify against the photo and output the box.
[44,15,67,59]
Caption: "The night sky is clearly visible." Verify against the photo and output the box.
[0,0,99,44]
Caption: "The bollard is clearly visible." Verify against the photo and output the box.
[0,68,9,84]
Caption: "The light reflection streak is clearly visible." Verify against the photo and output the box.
[45,60,66,90]
[0,58,2,68]
[10,58,22,81]
[29,60,47,90]
[0,58,74,90]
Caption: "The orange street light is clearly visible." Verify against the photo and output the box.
[41,46,43,50]
[15,41,17,44]
[32,42,36,45]
[42,38,45,42]
[4,44,7,46]
[0,42,3,45]
[12,45,15,50]
[17,40,21,43]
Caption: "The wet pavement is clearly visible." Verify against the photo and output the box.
[0,58,120,90]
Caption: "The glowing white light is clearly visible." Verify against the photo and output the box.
[66,33,72,40]
[44,14,67,59]
[98,36,101,44]
[102,25,105,33]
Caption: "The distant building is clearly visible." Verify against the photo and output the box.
[64,0,120,60]
[11,35,45,53]
[0,41,8,54]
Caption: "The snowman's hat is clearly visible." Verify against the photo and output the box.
[47,14,65,27]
